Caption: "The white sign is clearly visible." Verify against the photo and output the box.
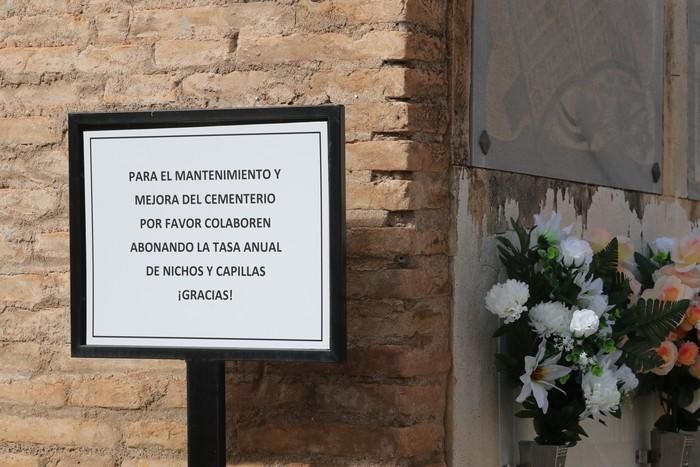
[82,121,332,351]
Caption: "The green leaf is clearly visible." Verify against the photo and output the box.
[590,238,619,279]
[618,336,663,373]
[614,299,690,346]
[635,252,659,290]
[493,320,519,338]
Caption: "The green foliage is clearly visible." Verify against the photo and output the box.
[614,299,689,346]
[634,252,659,290]
[618,337,663,373]
[590,237,619,279]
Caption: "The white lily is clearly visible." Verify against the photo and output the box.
[516,339,572,414]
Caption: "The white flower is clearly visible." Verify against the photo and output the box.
[652,237,676,256]
[575,275,610,317]
[529,302,573,337]
[485,280,529,323]
[581,367,621,420]
[570,309,600,338]
[615,364,639,395]
[532,212,572,246]
[559,237,594,267]
[516,340,572,414]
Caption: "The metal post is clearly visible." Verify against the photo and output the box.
[186,360,226,467]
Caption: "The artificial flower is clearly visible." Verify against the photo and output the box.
[569,309,600,338]
[584,228,633,264]
[619,266,641,304]
[575,275,609,316]
[532,212,572,246]
[641,275,696,302]
[615,364,639,395]
[485,279,530,324]
[689,355,700,379]
[677,342,699,366]
[671,235,700,272]
[654,264,700,289]
[652,237,677,257]
[559,237,593,267]
[651,340,678,375]
[516,340,571,414]
[529,302,573,338]
[581,367,621,421]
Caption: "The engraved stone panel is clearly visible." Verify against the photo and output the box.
[472,0,663,193]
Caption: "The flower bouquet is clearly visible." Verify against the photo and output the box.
[487,215,688,455]
[634,236,699,463]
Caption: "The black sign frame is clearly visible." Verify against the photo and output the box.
[69,106,346,362]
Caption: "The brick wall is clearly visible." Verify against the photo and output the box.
[0,0,451,465]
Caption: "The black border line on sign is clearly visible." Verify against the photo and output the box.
[68,106,346,362]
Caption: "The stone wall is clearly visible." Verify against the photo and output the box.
[0,0,452,465]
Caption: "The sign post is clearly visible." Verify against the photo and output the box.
[68,106,345,466]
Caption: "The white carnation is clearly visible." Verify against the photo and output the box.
[581,368,621,421]
[485,279,529,323]
[615,364,639,395]
[570,309,599,338]
[559,237,594,267]
[529,302,573,337]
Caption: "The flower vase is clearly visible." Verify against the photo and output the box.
[650,430,694,467]
[519,441,568,467]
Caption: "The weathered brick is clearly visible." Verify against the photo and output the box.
[120,460,187,467]
[238,422,442,459]
[314,383,445,418]
[0,82,81,110]
[77,45,153,74]
[0,453,40,467]
[153,378,186,408]
[0,378,66,407]
[0,15,89,47]
[125,420,187,450]
[182,71,297,106]
[69,374,164,409]
[155,40,233,68]
[0,150,68,188]
[34,231,69,260]
[237,32,443,65]
[54,455,115,467]
[95,12,130,43]
[226,382,307,412]
[308,68,406,101]
[348,227,447,256]
[0,188,60,224]
[24,46,77,73]
[0,274,45,305]
[347,258,449,299]
[104,75,177,105]
[346,141,447,172]
[50,349,184,373]
[0,308,64,342]
[0,342,42,377]
[0,118,57,145]
[0,415,119,448]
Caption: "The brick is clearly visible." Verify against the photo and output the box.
[0,308,64,342]
[54,455,115,467]
[0,15,89,47]
[104,75,177,105]
[0,378,66,407]
[226,381,307,412]
[346,210,390,228]
[95,12,130,43]
[77,45,153,74]
[347,258,449,299]
[314,383,445,418]
[0,82,81,110]
[0,150,68,188]
[0,342,42,377]
[153,378,186,408]
[0,274,45,305]
[182,71,293,106]
[347,227,447,256]
[237,31,443,65]
[0,48,33,71]
[238,422,442,459]
[345,347,451,377]
[34,231,69,260]
[130,5,294,39]
[0,188,60,223]
[50,349,184,373]
[120,460,186,467]
[125,420,187,450]
[0,118,57,145]
[296,0,406,27]
[308,69,406,101]
[0,237,28,265]
[24,46,77,73]
[348,301,448,341]
[69,374,163,409]
[0,453,40,467]
[155,40,233,68]
[406,0,447,31]
[346,141,447,172]
[0,415,119,448]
